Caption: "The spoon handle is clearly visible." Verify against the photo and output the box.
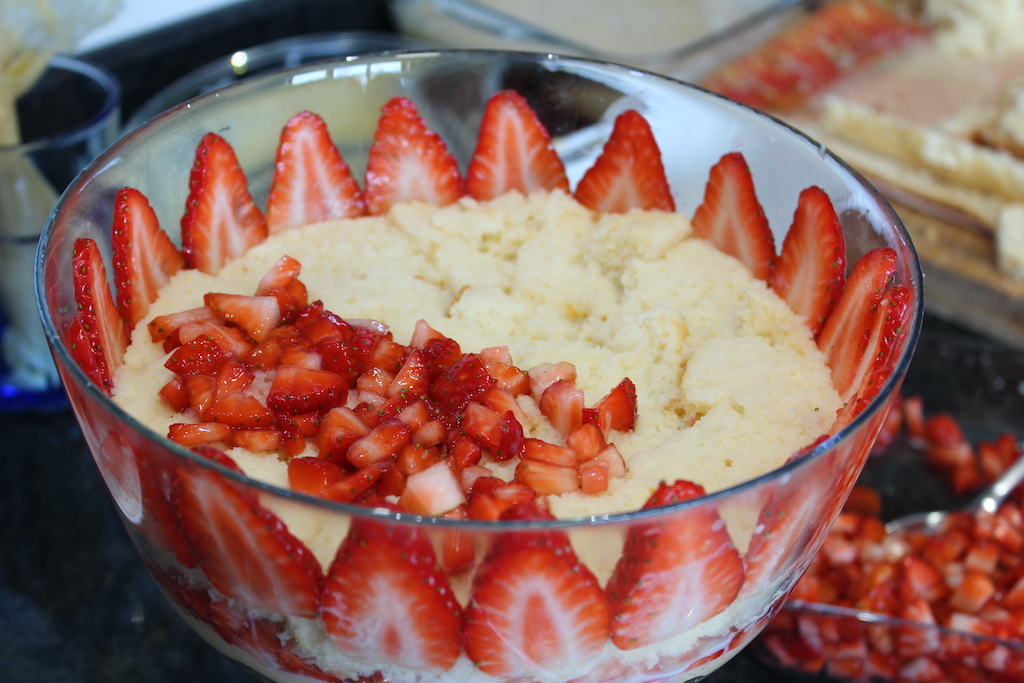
[967,448,1024,515]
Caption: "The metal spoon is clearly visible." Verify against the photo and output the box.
[884,453,1024,535]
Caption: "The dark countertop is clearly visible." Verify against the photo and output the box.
[2,2,1020,681]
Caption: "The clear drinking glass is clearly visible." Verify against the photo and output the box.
[0,55,120,411]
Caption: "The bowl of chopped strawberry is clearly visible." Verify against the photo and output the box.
[37,50,922,682]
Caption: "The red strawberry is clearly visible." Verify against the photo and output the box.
[606,479,744,650]
[465,90,569,201]
[321,513,462,672]
[203,292,281,343]
[71,237,129,394]
[267,365,347,415]
[110,187,184,329]
[769,185,847,337]
[538,379,584,439]
[255,254,303,296]
[574,109,675,213]
[173,446,323,616]
[265,111,366,234]
[691,152,775,281]
[463,507,610,680]
[429,353,495,419]
[180,132,268,274]
[816,247,898,403]
[586,377,638,436]
[363,97,465,215]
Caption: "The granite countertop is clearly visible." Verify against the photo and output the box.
[2,1,1017,681]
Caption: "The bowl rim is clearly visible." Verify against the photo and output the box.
[37,48,925,530]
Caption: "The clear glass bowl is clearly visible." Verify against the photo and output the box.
[37,50,922,683]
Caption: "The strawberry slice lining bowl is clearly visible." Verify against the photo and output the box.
[38,50,922,683]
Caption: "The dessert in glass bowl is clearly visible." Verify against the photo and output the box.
[38,50,922,683]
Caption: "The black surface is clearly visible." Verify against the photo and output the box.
[3,1,1020,681]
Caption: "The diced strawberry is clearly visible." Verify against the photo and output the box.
[527,361,577,402]
[174,447,322,616]
[265,111,366,234]
[255,254,303,296]
[165,336,229,376]
[466,477,537,521]
[178,320,255,359]
[180,132,268,274]
[363,97,465,215]
[70,238,129,394]
[579,458,610,494]
[448,435,483,470]
[159,376,190,412]
[462,512,610,680]
[323,460,392,504]
[481,386,527,425]
[231,429,283,452]
[183,373,217,418]
[769,186,847,337]
[593,443,628,479]
[203,292,281,344]
[539,379,585,439]
[399,460,466,516]
[691,152,775,281]
[321,513,462,672]
[565,423,602,462]
[168,421,233,446]
[462,402,504,451]
[429,353,495,420]
[817,248,901,405]
[207,392,275,430]
[287,457,345,497]
[465,90,569,201]
[396,442,442,476]
[147,306,219,344]
[586,377,638,436]
[110,187,184,329]
[388,348,429,398]
[267,365,347,415]
[516,458,579,495]
[607,480,744,649]
[347,419,412,468]
[575,109,675,213]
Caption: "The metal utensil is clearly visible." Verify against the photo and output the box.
[885,453,1024,535]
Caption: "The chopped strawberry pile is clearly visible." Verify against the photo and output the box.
[763,402,1024,682]
[152,254,635,515]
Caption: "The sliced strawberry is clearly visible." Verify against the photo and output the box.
[574,109,675,213]
[266,365,347,416]
[606,479,744,650]
[180,132,268,274]
[465,90,569,201]
[147,306,219,344]
[265,111,366,234]
[203,292,281,343]
[691,152,775,281]
[321,513,462,672]
[463,506,610,680]
[110,187,184,329]
[363,97,465,215]
[816,247,900,404]
[71,237,129,394]
[173,446,323,616]
[165,336,229,376]
[769,186,847,337]
[830,284,914,431]
[168,421,233,446]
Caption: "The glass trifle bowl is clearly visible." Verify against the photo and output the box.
[37,50,922,683]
